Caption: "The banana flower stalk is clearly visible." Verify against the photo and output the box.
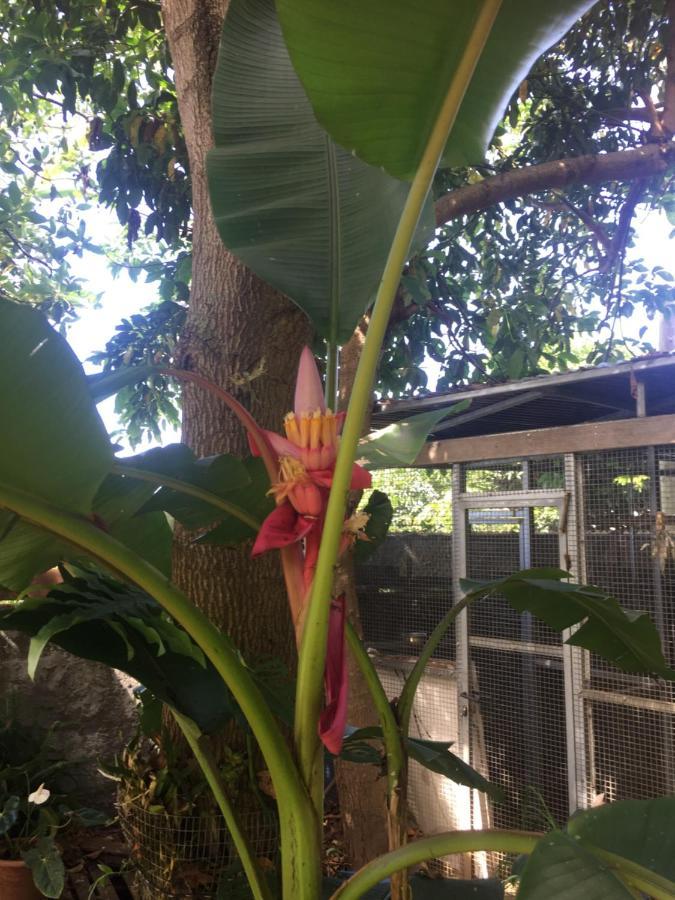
[210,347,371,754]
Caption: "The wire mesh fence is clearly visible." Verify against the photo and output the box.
[119,799,278,899]
[358,443,675,875]
[575,445,675,804]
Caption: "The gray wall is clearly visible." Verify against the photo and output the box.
[1,631,136,807]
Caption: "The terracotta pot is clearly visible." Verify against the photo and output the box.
[0,859,41,900]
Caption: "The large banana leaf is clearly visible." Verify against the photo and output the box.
[0,299,112,512]
[276,0,597,180]
[518,798,675,899]
[207,0,424,342]
[0,472,172,592]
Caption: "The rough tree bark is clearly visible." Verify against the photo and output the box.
[161,0,311,673]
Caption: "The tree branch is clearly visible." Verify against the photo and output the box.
[601,178,649,274]
[664,0,675,135]
[434,142,675,226]
[599,106,658,123]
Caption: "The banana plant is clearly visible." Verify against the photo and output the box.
[3,1,675,899]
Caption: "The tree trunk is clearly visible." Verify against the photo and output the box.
[161,0,311,669]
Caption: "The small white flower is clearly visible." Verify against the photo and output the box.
[27,784,50,806]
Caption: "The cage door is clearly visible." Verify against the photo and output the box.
[457,499,574,870]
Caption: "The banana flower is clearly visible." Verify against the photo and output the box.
[203,347,370,754]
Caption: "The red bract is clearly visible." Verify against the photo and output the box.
[318,596,349,756]
[195,347,370,755]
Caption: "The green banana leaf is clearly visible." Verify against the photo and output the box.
[0,473,172,592]
[460,570,675,680]
[519,798,675,899]
[207,0,433,342]
[357,401,470,469]
[0,299,112,512]
[276,0,597,179]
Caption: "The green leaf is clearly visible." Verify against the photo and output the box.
[108,510,172,577]
[460,570,675,681]
[0,519,71,593]
[87,364,160,403]
[0,299,112,512]
[405,736,504,801]
[340,726,502,797]
[21,836,65,899]
[568,797,675,883]
[195,457,274,546]
[276,0,597,179]
[0,472,170,592]
[0,567,234,733]
[358,401,470,469]
[518,831,635,900]
[354,490,393,564]
[207,0,422,342]
[0,795,20,836]
[127,444,256,532]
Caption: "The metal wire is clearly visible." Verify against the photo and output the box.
[357,446,675,876]
[575,445,675,803]
[119,800,277,899]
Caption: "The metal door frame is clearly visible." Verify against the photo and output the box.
[452,468,586,820]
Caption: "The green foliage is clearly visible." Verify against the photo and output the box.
[340,727,503,799]
[354,491,393,565]
[130,447,273,545]
[89,300,186,446]
[518,797,675,899]
[358,402,469,470]
[461,568,675,680]
[568,797,675,881]
[368,468,454,533]
[276,0,596,180]
[2,0,669,436]
[0,704,105,897]
[0,299,111,512]
[208,0,418,342]
[380,1,675,394]
[21,837,65,899]
[0,566,236,733]
[519,831,635,899]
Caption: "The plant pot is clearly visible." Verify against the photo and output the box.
[0,859,41,900]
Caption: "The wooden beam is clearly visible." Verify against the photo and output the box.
[417,414,675,466]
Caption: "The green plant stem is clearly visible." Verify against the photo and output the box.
[112,463,262,531]
[0,481,321,900]
[171,711,274,900]
[294,0,503,815]
[345,623,410,898]
[398,593,474,737]
[329,830,540,899]
[345,623,404,797]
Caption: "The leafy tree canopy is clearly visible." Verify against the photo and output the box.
[0,0,673,440]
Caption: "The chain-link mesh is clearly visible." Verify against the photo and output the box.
[357,444,674,876]
[358,468,454,658]
[119,799,278,899]
[575,445,675,803]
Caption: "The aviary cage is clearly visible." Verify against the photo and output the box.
[356,355,675,876]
